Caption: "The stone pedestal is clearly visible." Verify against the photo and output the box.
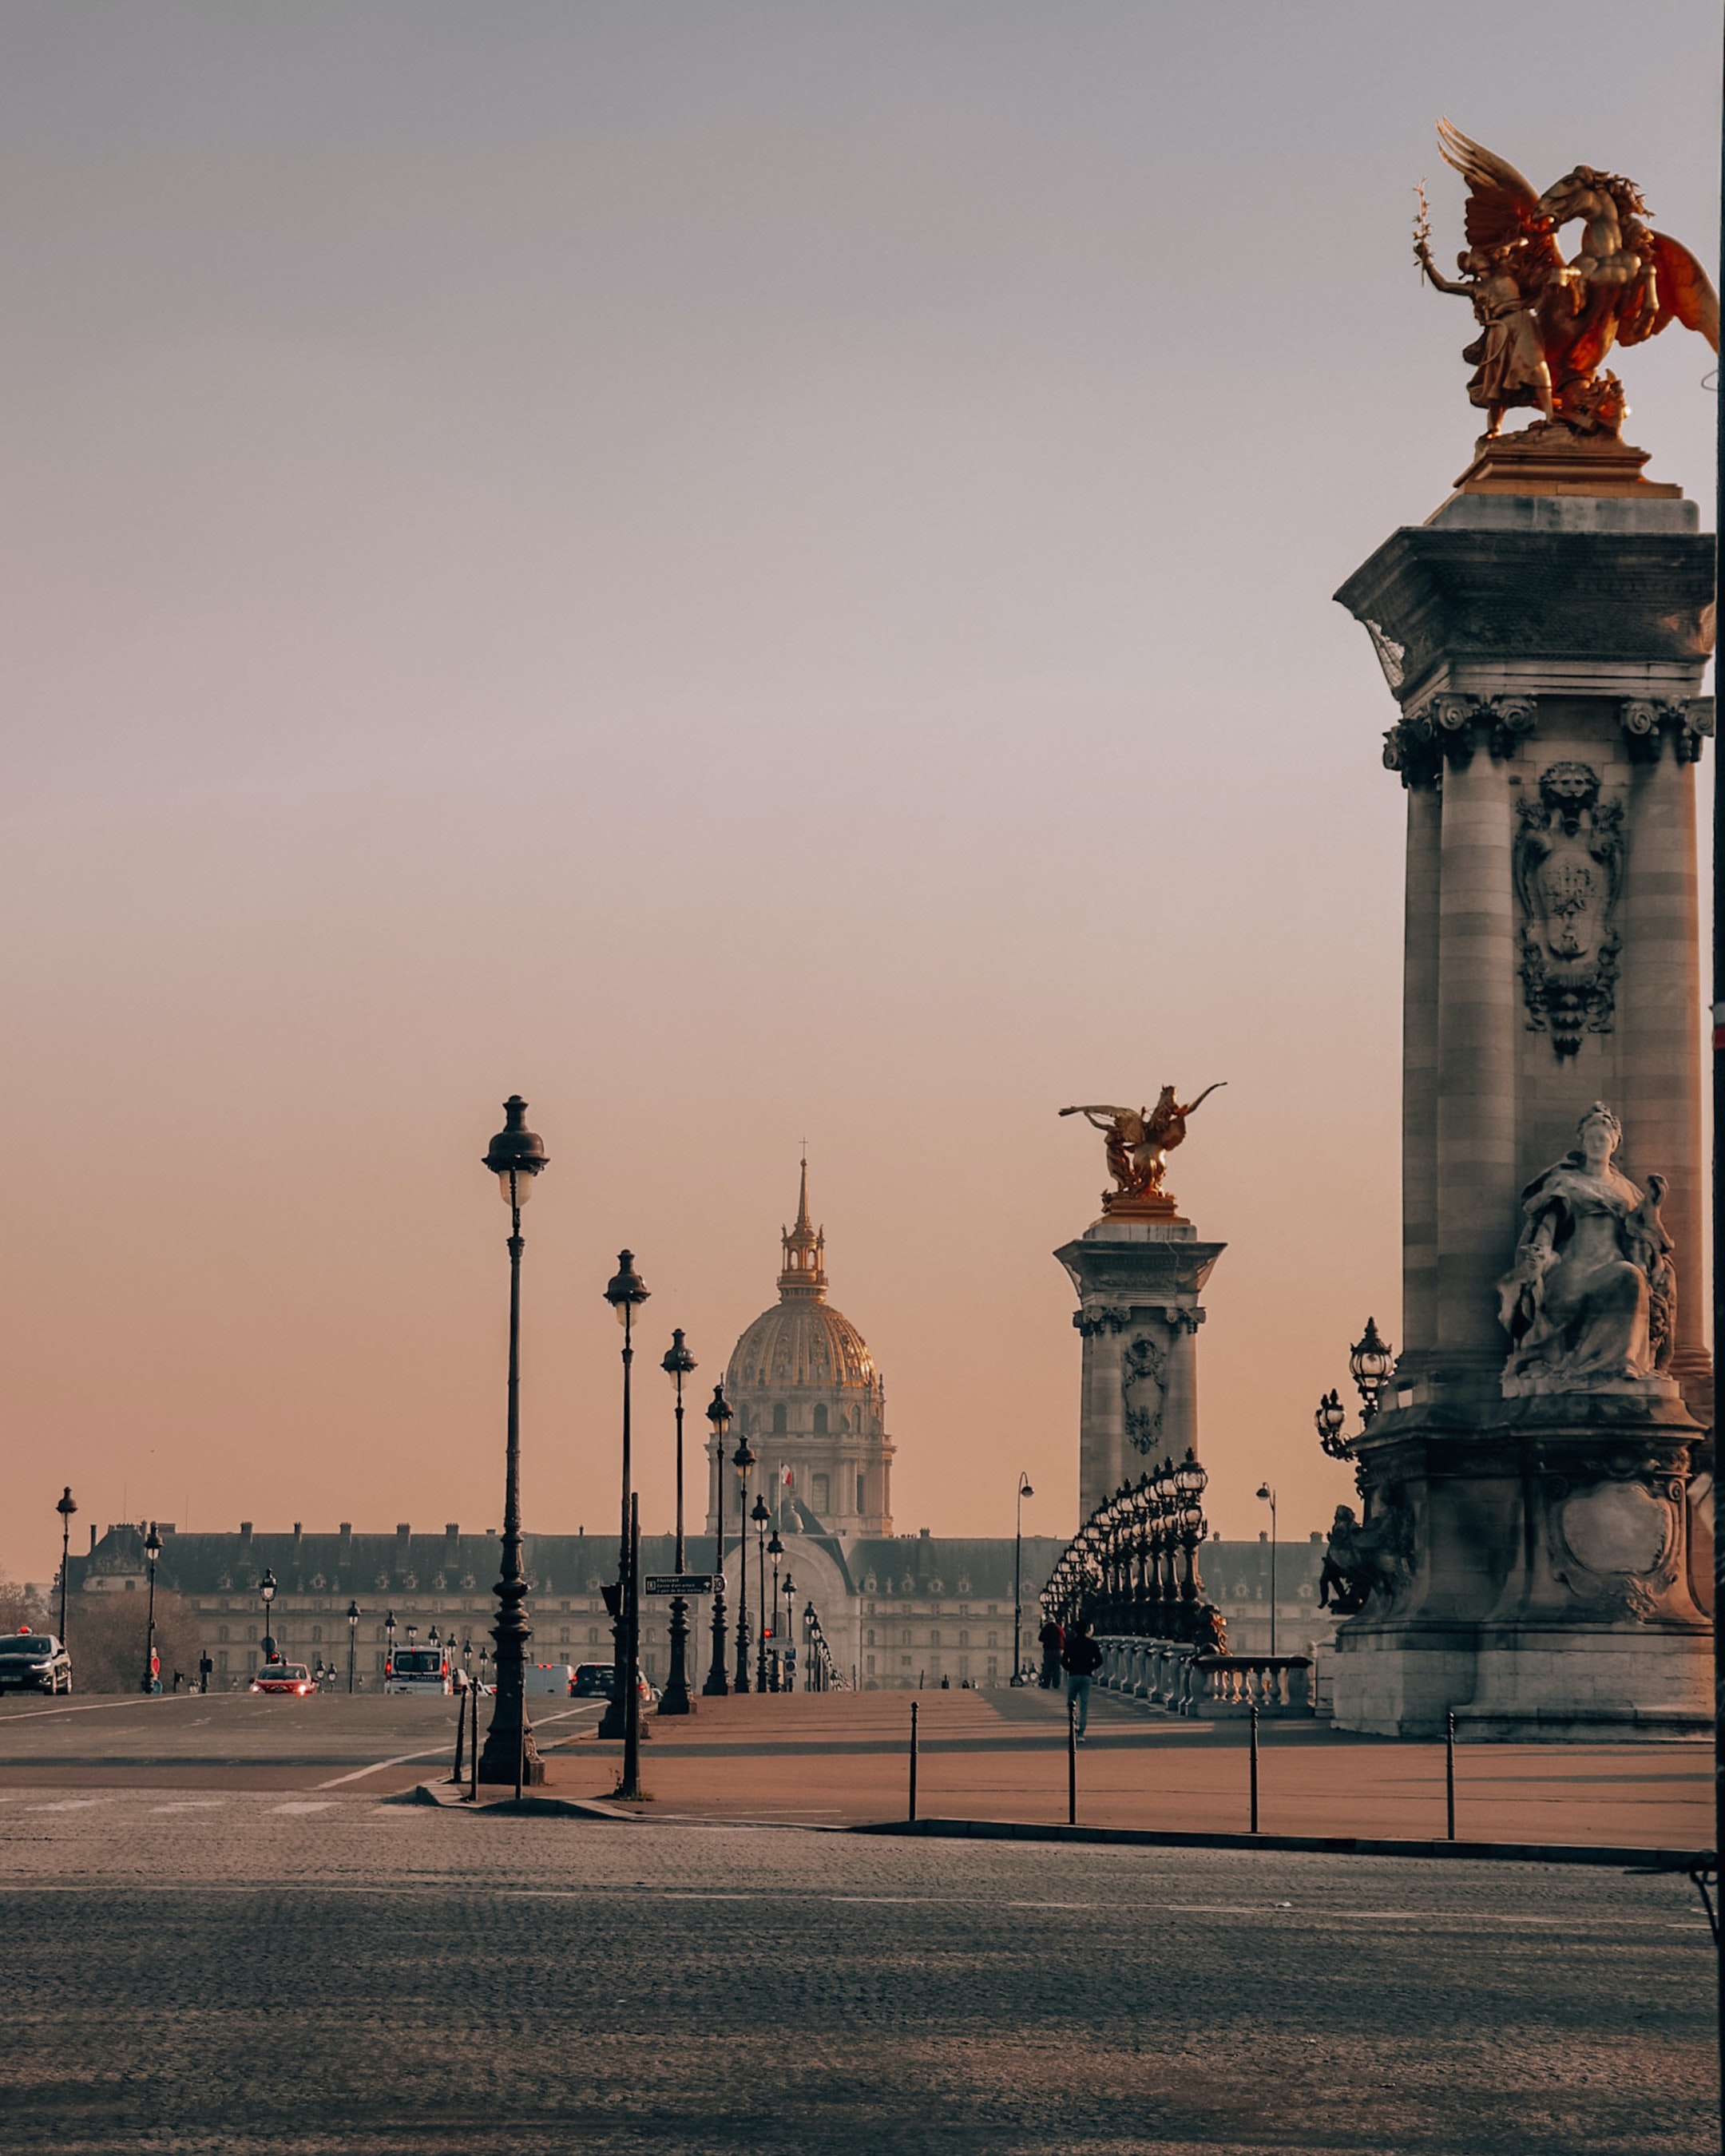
[1054,1215,1223,1516]
[1329,472,1714,1740]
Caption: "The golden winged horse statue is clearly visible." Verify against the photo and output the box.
[1416,120,1718,438]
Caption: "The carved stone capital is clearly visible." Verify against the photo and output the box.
[1073,1302,1132,1339]
[1386,694,1539,787]
[1620,696,1714,765]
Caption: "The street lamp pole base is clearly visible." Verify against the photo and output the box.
[702,1590,730,1697]
[657,1596,695,1715]
[475,1726,546,1785]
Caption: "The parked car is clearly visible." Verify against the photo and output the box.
[250,1662,316,1697]
[0,1630,72,1695]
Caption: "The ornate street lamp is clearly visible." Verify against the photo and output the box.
[346,1600,360,1694]
[767,1532,785,1692]
[752,1500,773,1694]
[260,1567,278,1664]
[658,1328,698,1717]
[701,1385,732,1697]
[599,1250,650,1742]
[1011,1472,1034,1682]
[1315,1388,1352,1460]
[779,1570,795,1694]
[732,1431,756,1693]
[1255,1482,1279,1656]
[140,1524,163,1694]
[384,1608,396,1681]
[1349,1317,1394,1425]
[55,1488,76,1653]
[406,1624,419,1651]
[802,1599,816,1692]
[475,1094,549,1787]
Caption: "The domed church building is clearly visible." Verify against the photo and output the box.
[705,1161,894,1541]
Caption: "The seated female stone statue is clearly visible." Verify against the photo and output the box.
[1497,1103,1675,1388]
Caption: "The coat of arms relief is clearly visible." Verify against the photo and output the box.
[1512,762,1623,1056]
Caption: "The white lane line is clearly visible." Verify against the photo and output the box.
[150,1801,229,1812]
[0,1696,200,1722]
[30,1797,113,1812]
[318,1703,600,1789]
[270,1801,336,1815]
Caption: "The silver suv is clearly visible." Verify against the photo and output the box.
[0,1631,72,1694]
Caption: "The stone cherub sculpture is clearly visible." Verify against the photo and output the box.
[1497,1102,1676,1388]
[1417,120,1718,438]
[1061,1085,1225,1212]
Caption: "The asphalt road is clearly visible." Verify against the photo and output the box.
[0,1786,1712,2155]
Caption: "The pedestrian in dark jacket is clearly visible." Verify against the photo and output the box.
[1037,1617,1064,1689]
[1061,1619,1104,1739]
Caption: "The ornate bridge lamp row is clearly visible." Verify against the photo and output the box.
[1042,1448,1215,1646]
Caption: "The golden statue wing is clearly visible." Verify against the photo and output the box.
[1644,230,1719,350]
[1436,118,1562,275]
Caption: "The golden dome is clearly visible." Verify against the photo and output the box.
[725,1160,882,1398]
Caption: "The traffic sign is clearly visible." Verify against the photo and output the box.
[644,1575,715,1595]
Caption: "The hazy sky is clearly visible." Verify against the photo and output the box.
[2,3,1719,1583]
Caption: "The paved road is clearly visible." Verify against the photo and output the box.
[1,1786,1711,2154]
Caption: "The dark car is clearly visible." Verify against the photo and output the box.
[569,1663,615,1698]
[0,1630,72,1695]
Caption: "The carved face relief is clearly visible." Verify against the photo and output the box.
[1513,763,1623,1056]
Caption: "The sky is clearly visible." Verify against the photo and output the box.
[1,2,1719,1583]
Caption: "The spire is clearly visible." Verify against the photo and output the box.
[778,1153,827,1301]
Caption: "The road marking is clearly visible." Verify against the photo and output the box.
[270,1801,336,1814]
[150,1801,228,1812]
[315,1704,597,1788]
[0,1695,198,1722]
[30,1797,113,1811]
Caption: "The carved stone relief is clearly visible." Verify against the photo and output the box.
[1620,696,1715,766]
[1512,763,1623,1055]
[1383,692,1538,787]
[1121,1334,1168,1456]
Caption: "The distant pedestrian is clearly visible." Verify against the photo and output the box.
[1061,1618,1104,1742]
[196,1652,212,1695]
[1037,1616,1064,1689]
[171,1671,183,1694]
[939,1674,950,1690]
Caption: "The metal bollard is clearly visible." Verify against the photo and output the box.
[1445,1709,1456,1841]
[1067,1696,1077,1826]
[908,1699,919,1823]
[1249,1702,1259,1834]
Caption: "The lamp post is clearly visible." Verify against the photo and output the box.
[751,1496,772,1694]
[140,1523,163,1694]
[732,1433,756,1692]
[55,1488,76,1651]
[260,1567,278,1664]
[779,1569,795,1694]
[1315,1388,1352,1460]
[767,1534,785,1691]
[1255,1482,1278,1656]
[1349,1317,1394,1425]
[384,1608,396,1683]
[702,1385,732,1697]
[658,1328,698,1717]
[599,1250,650,1742]
[1012,1472,1033,1684]
[406,1624,418,1652]
[346,1601,360,1694]
[475,1094,549,1785]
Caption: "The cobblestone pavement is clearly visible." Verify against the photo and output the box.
[0,1786,1712,2154]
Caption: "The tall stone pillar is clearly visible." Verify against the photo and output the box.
[1057,1217,1223,1523]
[1330,478,1713,1739]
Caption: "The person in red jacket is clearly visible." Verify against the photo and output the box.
[1061,1618,1104,1740]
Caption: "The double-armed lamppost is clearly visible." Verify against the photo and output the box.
[732,1432,756,1692]
[140,1523,163,1694]
[56,1487,77,1651]
[600,1250,650,1742]
[475,1094,549,1786]
[1012,1472,1034,1684]
[1255,1482,1279,1655]
[658,1328,698,1716]
[1316,1317,1396,1484]
[346,1600,360,1694]
[702,1385,732,1696]
[260,1567,278,1664]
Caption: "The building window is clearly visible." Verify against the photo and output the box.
[247,1651,258,1671]
[217,1651,229,1674]
[958,1631,968,1647]
[812,1472,830,1514]
[901,1630,910,1646]
[986,1657,997,1678]
[559,1627,570,1643]
[857,1475,866,1512]
[959,1656,970,1679]
[588,1627,600,1645]
[900,1655,911,1669]
[930,1631,941,1648]
[866,1630,875,1647]
[813,1404,828,1436]
[247,1626,257,1643]
[311,1626,323,1643]
[986,1631,997,1648]
[216,1626,229,1644]
[375,1627,387,1643]
[772,1404,787,1436]
[866,1655,875,1674]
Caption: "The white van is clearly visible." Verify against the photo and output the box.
[384,1647,451,1696]
[522,1663,574,1696]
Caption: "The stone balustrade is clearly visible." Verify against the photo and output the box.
[1096,1636,1314,1718]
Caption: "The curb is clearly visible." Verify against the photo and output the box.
[387,1779,636,1821]
[847,1817,1714,1870]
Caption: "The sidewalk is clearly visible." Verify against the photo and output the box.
[536,1685,1711,1848]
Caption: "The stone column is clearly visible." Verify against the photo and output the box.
[1619,706,1711,1424]
[1434,719,1518,1385]
[1402,777,1442,1366]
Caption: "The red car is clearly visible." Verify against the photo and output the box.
[250,1662,315,1697]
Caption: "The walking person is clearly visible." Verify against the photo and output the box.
[196,1651,212,1695]
[1061,1617,1104,1742]
[1037,1615,1064,1690]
